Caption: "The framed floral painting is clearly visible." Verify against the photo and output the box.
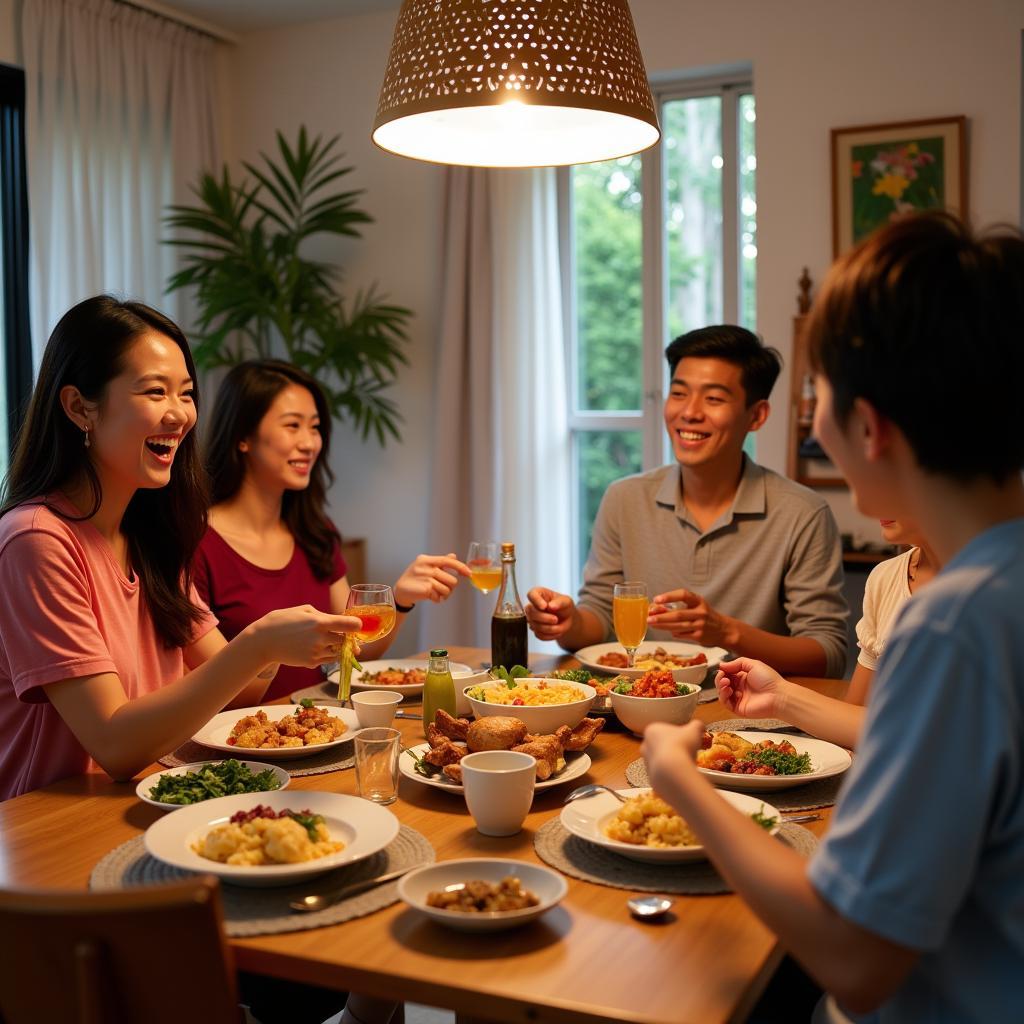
[831,116,966,254]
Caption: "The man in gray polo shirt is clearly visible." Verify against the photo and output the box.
[526,325,848,677]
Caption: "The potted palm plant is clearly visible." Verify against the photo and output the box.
[164,126,411,444]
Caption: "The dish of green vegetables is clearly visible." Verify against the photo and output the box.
[137,759,289,809]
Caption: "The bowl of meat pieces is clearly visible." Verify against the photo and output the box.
[398,858,567,932]
[607,669,700,735]
[417,708,604,784]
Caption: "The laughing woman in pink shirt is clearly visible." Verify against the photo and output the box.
[0,296,360,800]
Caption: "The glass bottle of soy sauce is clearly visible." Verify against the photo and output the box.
[491,542,528,672]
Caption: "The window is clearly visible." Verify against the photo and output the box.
[0,63,32,481]
[562,74,756,576]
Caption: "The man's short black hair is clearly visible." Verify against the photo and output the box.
[664,325,782,405]
[806,211,1024,484]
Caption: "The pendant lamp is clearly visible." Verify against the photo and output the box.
[372,0,660,167]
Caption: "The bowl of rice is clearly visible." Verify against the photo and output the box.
[464,678,597,732]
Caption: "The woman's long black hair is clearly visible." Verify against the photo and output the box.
[0,295,210,649]
[204,360,340,579]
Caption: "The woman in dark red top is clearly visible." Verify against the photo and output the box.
[195,360,469,701]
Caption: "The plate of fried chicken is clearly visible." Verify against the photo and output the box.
[401,709,604,793]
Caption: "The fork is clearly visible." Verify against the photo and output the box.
[563,783,627,804]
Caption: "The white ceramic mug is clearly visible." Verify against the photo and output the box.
[352,690,403,728]
[460,750,536,836]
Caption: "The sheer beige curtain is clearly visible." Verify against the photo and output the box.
[20,0,221,362]
[420,166,572,656]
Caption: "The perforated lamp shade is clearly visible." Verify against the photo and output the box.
[372,0,660,167]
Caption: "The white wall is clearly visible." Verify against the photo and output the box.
[224,0,1022,576]
[0,0,16,63]
[222,9,445,652]
[631,0,1023,536]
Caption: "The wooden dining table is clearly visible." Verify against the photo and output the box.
[0,648,848,1024]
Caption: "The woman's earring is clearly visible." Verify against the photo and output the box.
[83,427,91,448]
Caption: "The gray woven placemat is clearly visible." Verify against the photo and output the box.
[624,713,847,810]
[160,739,355,777]
[90,825,433,937]
[696,686,719,705]
[534,817,816,895]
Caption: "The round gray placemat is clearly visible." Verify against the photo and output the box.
[709,718,803,734]
[90,825,434,936]
[534,818,817,895]
[160,739,354,777]
[696,686,719,705]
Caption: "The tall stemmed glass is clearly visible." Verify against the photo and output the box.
[466,541,501,595]
[613,581,649,669]
[338,584,396,702]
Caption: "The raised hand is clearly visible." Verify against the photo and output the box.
[648,588,737,648]
[525,586,576,640]
[640,720,706,790]
[394,553,471,606]
[715,657,786,719]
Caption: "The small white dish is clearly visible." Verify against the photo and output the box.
[464,679,596,733]
[352,690,403,728]
[398,858,567,932]
[560,787,780,863]
[697,730,852,791]
[450,669,490,716]
[136,760,290,811]
[575,641,727,684]
[144,790,400,887]
[400,744,591,795]
[325,659,472,697]
[191,704,359,761]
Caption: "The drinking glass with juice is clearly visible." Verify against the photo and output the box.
[613,582,649,668]
[467,541,501,594]
[340,584,397,701]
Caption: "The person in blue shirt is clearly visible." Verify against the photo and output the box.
[641,211,1024,1022]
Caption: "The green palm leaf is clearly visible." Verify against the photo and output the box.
[163,126,411,444]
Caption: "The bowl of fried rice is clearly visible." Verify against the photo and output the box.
[464,678,596,732]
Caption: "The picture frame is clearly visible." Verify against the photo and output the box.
[831,116,966,255]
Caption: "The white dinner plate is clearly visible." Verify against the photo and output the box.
[325,658,473,697]
[191,704,359,761]
[136,760,291,811]
[144,790,400,887]
[400,743,592,795]
[560,786,780,863]
[698,730,852,791]
[574,641,728,681]
[398,858,567,932]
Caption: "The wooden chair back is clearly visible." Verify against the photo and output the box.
[0,875,240,1024]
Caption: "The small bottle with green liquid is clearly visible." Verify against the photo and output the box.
[422,648,456,737]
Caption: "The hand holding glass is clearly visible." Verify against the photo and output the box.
[338,584,396,701]
[613,581,649,668]
[466,541,501,594]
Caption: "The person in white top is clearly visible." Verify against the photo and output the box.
[846,517,938,706]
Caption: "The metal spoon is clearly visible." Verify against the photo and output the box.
[289,866,412,913]
[627,895,673,920]
[563,783,628,804]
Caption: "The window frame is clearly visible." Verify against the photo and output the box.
[560,73,754,581]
